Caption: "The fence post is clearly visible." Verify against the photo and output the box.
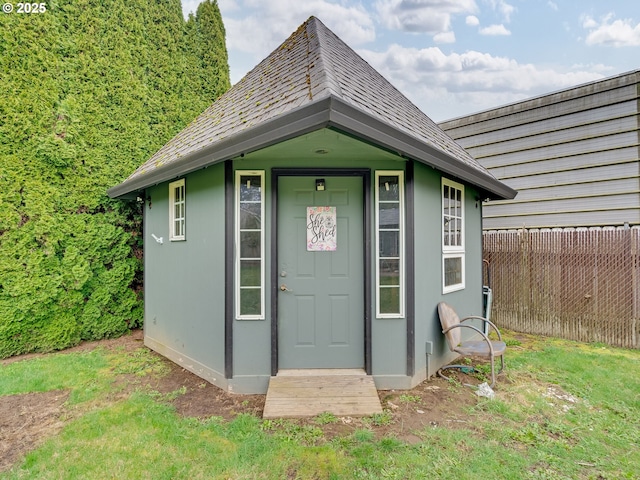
[633,228,639,348]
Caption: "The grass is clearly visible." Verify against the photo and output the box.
[1,333,639,479]
[0,350,110,404]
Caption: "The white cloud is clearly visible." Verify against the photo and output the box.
[434,31,456,43]
[359,44,604,120]
[484,0,515,23]
[580,15,599,29]
[547,1,558,12]
[479,24,511,35]
[361,44,597,93]
[466,15,480,26]
[570,63,615,74]
[375,0,478,35]
[581,14,640,47]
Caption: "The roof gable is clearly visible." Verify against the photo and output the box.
[109,16,515,200]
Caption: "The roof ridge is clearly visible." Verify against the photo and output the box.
[305,16,343,99]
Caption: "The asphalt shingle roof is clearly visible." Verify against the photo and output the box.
[109,16,515,200]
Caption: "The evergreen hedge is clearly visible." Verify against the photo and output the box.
[0,0,230,357]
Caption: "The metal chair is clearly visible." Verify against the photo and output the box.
[437,302,506,388]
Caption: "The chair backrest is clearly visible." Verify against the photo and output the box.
[437,302,461,351]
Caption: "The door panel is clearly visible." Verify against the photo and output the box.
[278,176,364,369]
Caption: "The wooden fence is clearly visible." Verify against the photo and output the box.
[483,227,640,349]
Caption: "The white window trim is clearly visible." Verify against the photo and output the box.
[375,171,405,318]
[443,253,465,294]
[235,170,265,320]
[442,178,465,293]
[169,179,185,241]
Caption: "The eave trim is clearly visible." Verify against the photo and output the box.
[108,95,516,201]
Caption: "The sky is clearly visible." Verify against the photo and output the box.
[181,0,640,122]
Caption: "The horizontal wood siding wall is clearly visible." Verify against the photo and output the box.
[483,227,640,349]
[440,71,640,230]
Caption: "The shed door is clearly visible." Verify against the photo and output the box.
[277,176,364,369]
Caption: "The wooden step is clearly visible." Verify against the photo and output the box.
[263,369,383,419]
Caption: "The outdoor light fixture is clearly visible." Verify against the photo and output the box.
[316,179,325,191]
[151,233,164,244]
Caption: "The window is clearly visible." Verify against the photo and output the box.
[442,178,464,293]
[235,171,264,319]
[169,179,185,241]
[375,171,404,317]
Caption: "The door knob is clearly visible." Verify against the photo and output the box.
[280,284,292,292]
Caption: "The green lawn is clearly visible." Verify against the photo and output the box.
[1,333,638,479]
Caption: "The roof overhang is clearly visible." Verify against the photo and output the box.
[108,95,516,201]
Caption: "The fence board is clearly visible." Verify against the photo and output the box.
[483,227,640,349]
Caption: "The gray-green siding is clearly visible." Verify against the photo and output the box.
[413,162,484,381]
[143,164,227,387]
[143,157,486,393]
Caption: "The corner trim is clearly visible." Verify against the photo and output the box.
[224,160,234,379]
[405,160,416,377]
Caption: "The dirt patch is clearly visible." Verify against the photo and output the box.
[150,360,481,443]
[137,358,266,421]
[0,390,69,471]
[0,331,495,470]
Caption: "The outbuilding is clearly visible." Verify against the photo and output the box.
[108,17,516,394]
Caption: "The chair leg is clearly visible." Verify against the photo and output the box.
[489,356,496,388]
[439,356,504,389]
[488,354,506,388]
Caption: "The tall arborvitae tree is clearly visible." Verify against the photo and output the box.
[0,0,230,357]
[186,0,229,101]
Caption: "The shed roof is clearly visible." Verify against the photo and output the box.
[108,16,516,200]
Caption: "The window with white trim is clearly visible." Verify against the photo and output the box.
[376,171,404,317]
[235,171,264,319]
[442,178,465,293]
[169,179,185,241]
